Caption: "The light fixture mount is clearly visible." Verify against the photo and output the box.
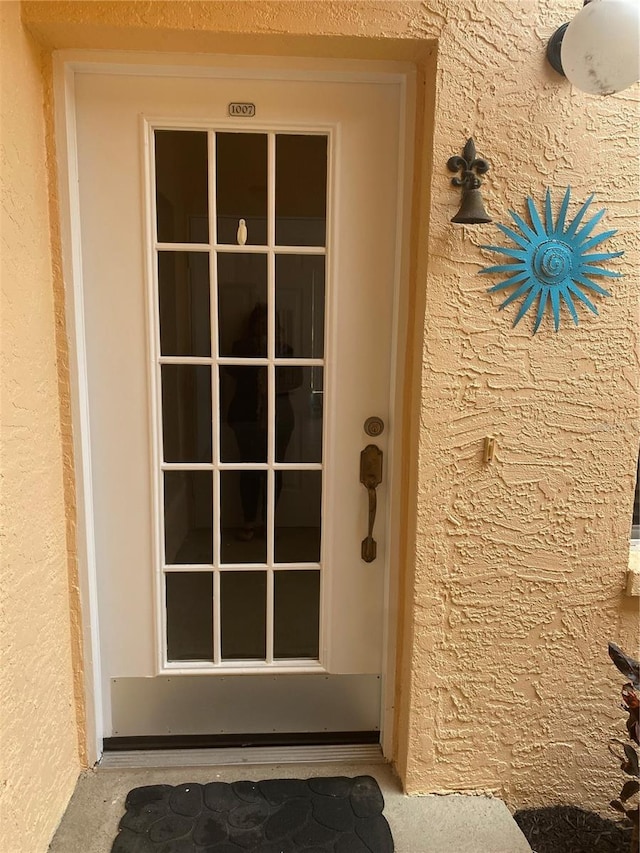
[546,22,570,76]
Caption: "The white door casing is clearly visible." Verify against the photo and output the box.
[61,59,410,747]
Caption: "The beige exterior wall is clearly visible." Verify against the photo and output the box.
[15,0,640,826]
[0,3,81,852]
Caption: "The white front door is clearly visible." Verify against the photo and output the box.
[72,66,403,745]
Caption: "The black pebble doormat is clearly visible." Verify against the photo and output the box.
[112,775,394,853]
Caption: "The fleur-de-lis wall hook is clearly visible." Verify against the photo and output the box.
[447,138,492,225]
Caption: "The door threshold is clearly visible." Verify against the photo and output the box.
[104,731,380,751]
[98,743,384,769]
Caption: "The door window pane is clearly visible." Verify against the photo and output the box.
[156,125,330,670]
[216,133,267,245]
[220,366,268,463]
[275,255,325,358]
[275,471,322,563]
[221,571,267,659]
[217,254,268,357]
[158,252,210,357]
[155,130,208,243]
[276,367,322,463]
[275,135,327,246]
[220,471,267,564]
[166,572,213,661]
[164,471,213,564]
[161,365,212,463]
[274,571,320,659]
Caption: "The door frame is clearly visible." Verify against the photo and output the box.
[53,50,416,765]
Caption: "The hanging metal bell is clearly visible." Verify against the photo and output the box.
[451,187,492,225]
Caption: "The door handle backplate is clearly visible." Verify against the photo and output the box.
[360,444,383,562]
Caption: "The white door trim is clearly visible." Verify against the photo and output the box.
[53,50,415,766]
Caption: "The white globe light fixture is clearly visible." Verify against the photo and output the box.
[547,0,640,95]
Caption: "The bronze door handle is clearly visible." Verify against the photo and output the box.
[360,444,383,562]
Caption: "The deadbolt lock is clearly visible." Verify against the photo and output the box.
[364,416,384,437]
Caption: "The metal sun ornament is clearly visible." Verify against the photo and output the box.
[480,188,623,334]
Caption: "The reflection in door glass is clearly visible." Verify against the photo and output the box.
[221,571,266,659]
[274,571,320,659]
[217,254,268,357]
[275,367,322,463]
[161,365,212,463]
[275,471,322,563]
[164,471,213,564]
[220,366,268,463]
[216,133,267,245]
[275,255,325,358]
[155,130,208,243]
[276,135,327,247]
[220,471,267,564]
[166,572,213,661]
[158,252,210,357]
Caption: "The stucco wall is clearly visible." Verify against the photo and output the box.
[21,0,640,816]
[0,4,80,851]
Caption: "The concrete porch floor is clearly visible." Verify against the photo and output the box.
[49,760,532,853]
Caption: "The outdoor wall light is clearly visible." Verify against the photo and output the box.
[447,138,491,225]
[547,0,640,95]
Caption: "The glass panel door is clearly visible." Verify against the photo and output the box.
[153,127,328,668]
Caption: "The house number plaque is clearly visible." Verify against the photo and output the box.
[228,103,256,117]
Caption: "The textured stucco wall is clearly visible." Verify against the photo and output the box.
[391,2,640,810]
[0,3,80,851]
[21,0,640,815]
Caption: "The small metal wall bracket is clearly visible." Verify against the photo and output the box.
[483,436,495,464]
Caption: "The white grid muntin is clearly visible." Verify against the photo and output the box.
[146,120,333,673]
[156,243,327,254]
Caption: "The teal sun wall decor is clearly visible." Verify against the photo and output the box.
[480,188,623,334]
